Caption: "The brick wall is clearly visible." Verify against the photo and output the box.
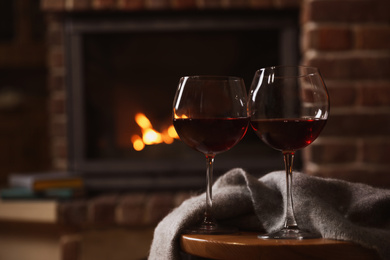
[43,0,390,187]
[301,0,390,187]
[56,192,191,260]
[46,13,68,170]
[57,192,191,227]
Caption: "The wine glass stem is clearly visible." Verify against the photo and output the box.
[283,151,298,229]
[205,155,215,224]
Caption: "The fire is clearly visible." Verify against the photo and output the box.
[173,111,188,119]
[132,113,179,151]
[135,113,152,129]
[131,135,145,151]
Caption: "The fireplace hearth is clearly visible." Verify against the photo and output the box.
[60,10,300,190]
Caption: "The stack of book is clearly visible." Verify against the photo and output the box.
[1,172,84,200]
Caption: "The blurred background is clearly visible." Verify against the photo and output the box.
[0,0,49,186]
[0,0,389,259]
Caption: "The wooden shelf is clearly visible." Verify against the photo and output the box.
[181,232,381,260]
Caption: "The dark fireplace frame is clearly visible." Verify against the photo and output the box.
[65,10,299,190]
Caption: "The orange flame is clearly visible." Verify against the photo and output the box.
[132,113,179,151]
[173,110,188,119]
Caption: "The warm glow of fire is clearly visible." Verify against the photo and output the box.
[167,125,178,139]
[173,111,188,119]
[135,113,152,129]
[143,129,162,145]
[132,113,179,151]
[131,135,145,151]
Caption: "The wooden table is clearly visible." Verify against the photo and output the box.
[181,232,381,260]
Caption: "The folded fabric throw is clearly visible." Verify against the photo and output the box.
[148,168,390,260]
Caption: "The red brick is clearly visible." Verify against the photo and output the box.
[197,0,222,8]
[355,25,390,50]
[145,0,170,9]
[249,0,273,8]
[58,200,88,225]
[144,192,175,225]
[61,235,82,260]
[48,49,65,69]
[92,0,116,9]
[47,29,64,46]
[359,81,390,106]
[222,0,250,8]
[49,95,66,115]
[310,142,357,164]
[171,0,197,8]
[52,138,68,158]
[304,25,353,51]
[305,53,390,80]
[362,139,390,164]
[307,166,390,188]
[64,0,90,10]
[53,158,67,170]
[41,0,65,11]
[89,194,119,225]
[322,113,390,137]
[55,144,67,159]
[45,14,63,28]
[273,0,301,8]
[326,81,357,107]
[117,193,147,226]
[117,0,145,9]
[304,0,390,23]
[51,120,67,137]
[48,74,65,92]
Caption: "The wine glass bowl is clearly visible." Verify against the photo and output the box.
[248,66,329,239]
[173,75,249,234]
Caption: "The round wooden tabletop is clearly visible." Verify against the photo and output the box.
[180,232,380,260]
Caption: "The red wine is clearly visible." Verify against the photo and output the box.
[173,118,249,155]
[250,118,327,151]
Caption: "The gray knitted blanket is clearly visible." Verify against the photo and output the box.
[149,168,390,259]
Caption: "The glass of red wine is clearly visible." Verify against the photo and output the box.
[248,66,330,239]
[173,75,249,234]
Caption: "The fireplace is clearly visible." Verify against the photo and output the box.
[62,10,299,189]
[43,0,390,189]
[36,2,390,257]
[34,1,390,258]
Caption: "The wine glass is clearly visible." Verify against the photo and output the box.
[173,75,249,234]
[248,66,330,239]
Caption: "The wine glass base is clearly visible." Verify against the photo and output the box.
[258,227,320,240]
[183,223,238,235]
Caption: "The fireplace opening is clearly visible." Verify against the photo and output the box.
[65,10,300,190]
